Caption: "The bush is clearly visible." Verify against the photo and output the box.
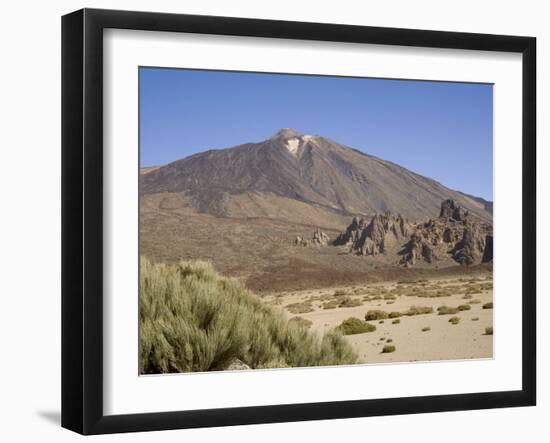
[140,257,357,373]
[483,302,494,309]
[322,300,339,310]
[386,338,393,343]
[404,306,434,316]
[336,318,377,335]
[333,289,348,296]
[389,311,402,319]
[285,301,314,314]
[421,326,431,332]
[392,319,401,324]
[339,296,363,308]
[485,326,494,335]
[382,345,396,353]
[458,304,471,311]
[365,310,389,321]
[448,316,460,325]
[472,317,479,321]
[438,305,459,315]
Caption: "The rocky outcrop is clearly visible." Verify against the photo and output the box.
[333,216,367,247]
[452,221,492,265]
[401,200,492,266]
[334,212,411,256]
[440,198,469,221]
[335,199,493,267]
[295,228,330,247]
[482,235,493,263]
[311,228,330,246]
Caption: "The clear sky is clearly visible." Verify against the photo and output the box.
[140,67,493,201]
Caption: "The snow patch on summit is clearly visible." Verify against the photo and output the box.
[285,138,300,155]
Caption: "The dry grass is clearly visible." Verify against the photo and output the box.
[437,305,459,315]
[285,301,314,314]
[336,318,377,335]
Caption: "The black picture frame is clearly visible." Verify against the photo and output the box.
[62,8,536,435]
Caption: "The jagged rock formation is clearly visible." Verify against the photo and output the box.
[334,212,411,256]
[452,221,492,265]
[439,198,469,221]
[295,228,331,247]
[335,199,493,267]
[312,228,330,246]
[400,200,492,266]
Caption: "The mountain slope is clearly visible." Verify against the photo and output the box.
[140,128,492,222]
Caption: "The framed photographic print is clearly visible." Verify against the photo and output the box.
[61,8,536,435]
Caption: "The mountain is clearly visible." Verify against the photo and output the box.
[140,128,492,223]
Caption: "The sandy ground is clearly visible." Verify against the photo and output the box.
[263,274,493,364]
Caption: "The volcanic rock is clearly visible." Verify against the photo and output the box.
[440,199,469,221]
[335,212,411,256]
[311,228,330,246]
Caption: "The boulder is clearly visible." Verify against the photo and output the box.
[224,358,251,371]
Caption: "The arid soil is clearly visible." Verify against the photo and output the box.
[263,273,493,363]
[141,193,492,294]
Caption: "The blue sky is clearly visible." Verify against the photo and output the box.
[140,67,493,201]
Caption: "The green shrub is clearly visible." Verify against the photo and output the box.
[285,301,314,314]
[382,345,396,353]
[392,319,401,324]
[322,300,339,310]
[365,310,389,321]
[389,311,402,319]
[472,317,479,321]
[448,316,460,325]
[333,289,348,296]
[404,306,434,316]
[421,326,431,332]
[140,257,357,373]
[485,326,493,335]
[339,296,363,308]
[483,302,494,309]
[386,338,393,343]
[438,305,459,315]
[336,318,376,335]
[458,304,471,311]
